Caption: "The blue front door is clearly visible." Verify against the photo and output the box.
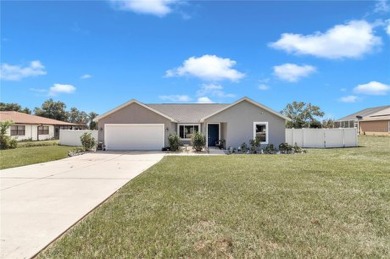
[208,124,219,147]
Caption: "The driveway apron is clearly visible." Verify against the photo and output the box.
[0,152,164,259]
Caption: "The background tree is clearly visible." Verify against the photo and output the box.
[0,102,31,114]
[281,101,325,128]
[68,107,89,125]
[88,112,99,130]
[322,118,335,128]
[34,99,68,121]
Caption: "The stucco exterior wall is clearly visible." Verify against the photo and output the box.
[204,100,286,148]
[8,124,54,141]
[97,103,174,146]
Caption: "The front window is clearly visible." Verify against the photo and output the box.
[11,125,25,136]
[254,122,268,144]
[179,125,199,139]
[38,126,49,135]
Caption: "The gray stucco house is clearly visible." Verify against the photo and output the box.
[95,97,289,150]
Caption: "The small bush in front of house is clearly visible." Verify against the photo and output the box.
[249,136,261,153]
[241,142,248,153]
[80,132,96,151]
[279,142,293,154]
[191,131,206,152]
[0,121,17,150]
[168,133,181,152]
[264,144,276,154]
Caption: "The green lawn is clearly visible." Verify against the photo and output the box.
[39,136,390,258]
[0,145,73,169]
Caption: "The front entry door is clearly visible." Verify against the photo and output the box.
[208,124,219,147]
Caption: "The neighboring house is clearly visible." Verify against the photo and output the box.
[95,97,290,151]
[0,111,85,141]
[335,105,390,136]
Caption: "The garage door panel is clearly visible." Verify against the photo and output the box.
[105,124,164,150]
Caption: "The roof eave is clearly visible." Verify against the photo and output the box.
[200,97,290,122]
[94,99,177,123]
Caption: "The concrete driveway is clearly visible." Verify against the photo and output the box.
[0,151,165,259]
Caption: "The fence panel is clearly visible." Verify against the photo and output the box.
[285,128,358,148]
[59,130,98,146]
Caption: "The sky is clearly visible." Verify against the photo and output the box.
[1,0,389,119]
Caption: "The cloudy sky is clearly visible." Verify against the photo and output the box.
[1,0,389,119]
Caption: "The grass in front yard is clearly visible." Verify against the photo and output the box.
[0,145,73,169]
[39,136,390,258]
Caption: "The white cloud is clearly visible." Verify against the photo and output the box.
[374,0,390,13]
[159,95,191,102]
[49,84,76,96]
[258,84,269,90]
[166,55,245,82]
[80,74,92,79]
[269,20,381,59]
[353,81,390,95]
[196,83,235,98]
[386,20,390,35]
[273,63,316,82]
[197,97,213,103]
[339,95,359,103]
[0,60,47,81]
[109,0,178,17]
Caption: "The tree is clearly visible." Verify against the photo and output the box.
[88,112,98,130]
[281,101,325,128]
[0,121,17,149]
[68,107,89,125]
[34,99,68,121]
[0,102,31,114]
[322,118,335,128]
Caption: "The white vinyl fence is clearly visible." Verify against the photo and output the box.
[59,130,98,146]
[286,128,358,148]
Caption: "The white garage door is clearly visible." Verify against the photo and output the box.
[105,124,164,150]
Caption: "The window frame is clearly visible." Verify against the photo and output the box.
[38,125,50,135]
[253,122,269,144]
[10,125,26,136]
[177,124,200,140]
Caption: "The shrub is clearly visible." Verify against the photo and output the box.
[0,121,17,150]
[168,133,181,152]
[191,131,206,152]
[241,142,248,153]
[80,132,96,151]
[264,144,276,154]
[249,136,261,153]
[279,142,293,154]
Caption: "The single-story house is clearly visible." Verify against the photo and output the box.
[335,105,390,136]
[0,111,85,141]
[95,97,290,151]
[359,107,390,136]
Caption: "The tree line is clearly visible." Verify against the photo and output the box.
[0,99,98,130]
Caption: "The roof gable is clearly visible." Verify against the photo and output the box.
[95,99,177,122]
[200,97,290,122]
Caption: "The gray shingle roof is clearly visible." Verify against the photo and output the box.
[337,105,390,121]
[147,103,229,123]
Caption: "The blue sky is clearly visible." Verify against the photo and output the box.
[1,0,389,119]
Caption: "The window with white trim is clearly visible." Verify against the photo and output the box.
[178,125,199,139]
[11,125,25,136]
[38,126,49,135]
[253,122,268,144]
